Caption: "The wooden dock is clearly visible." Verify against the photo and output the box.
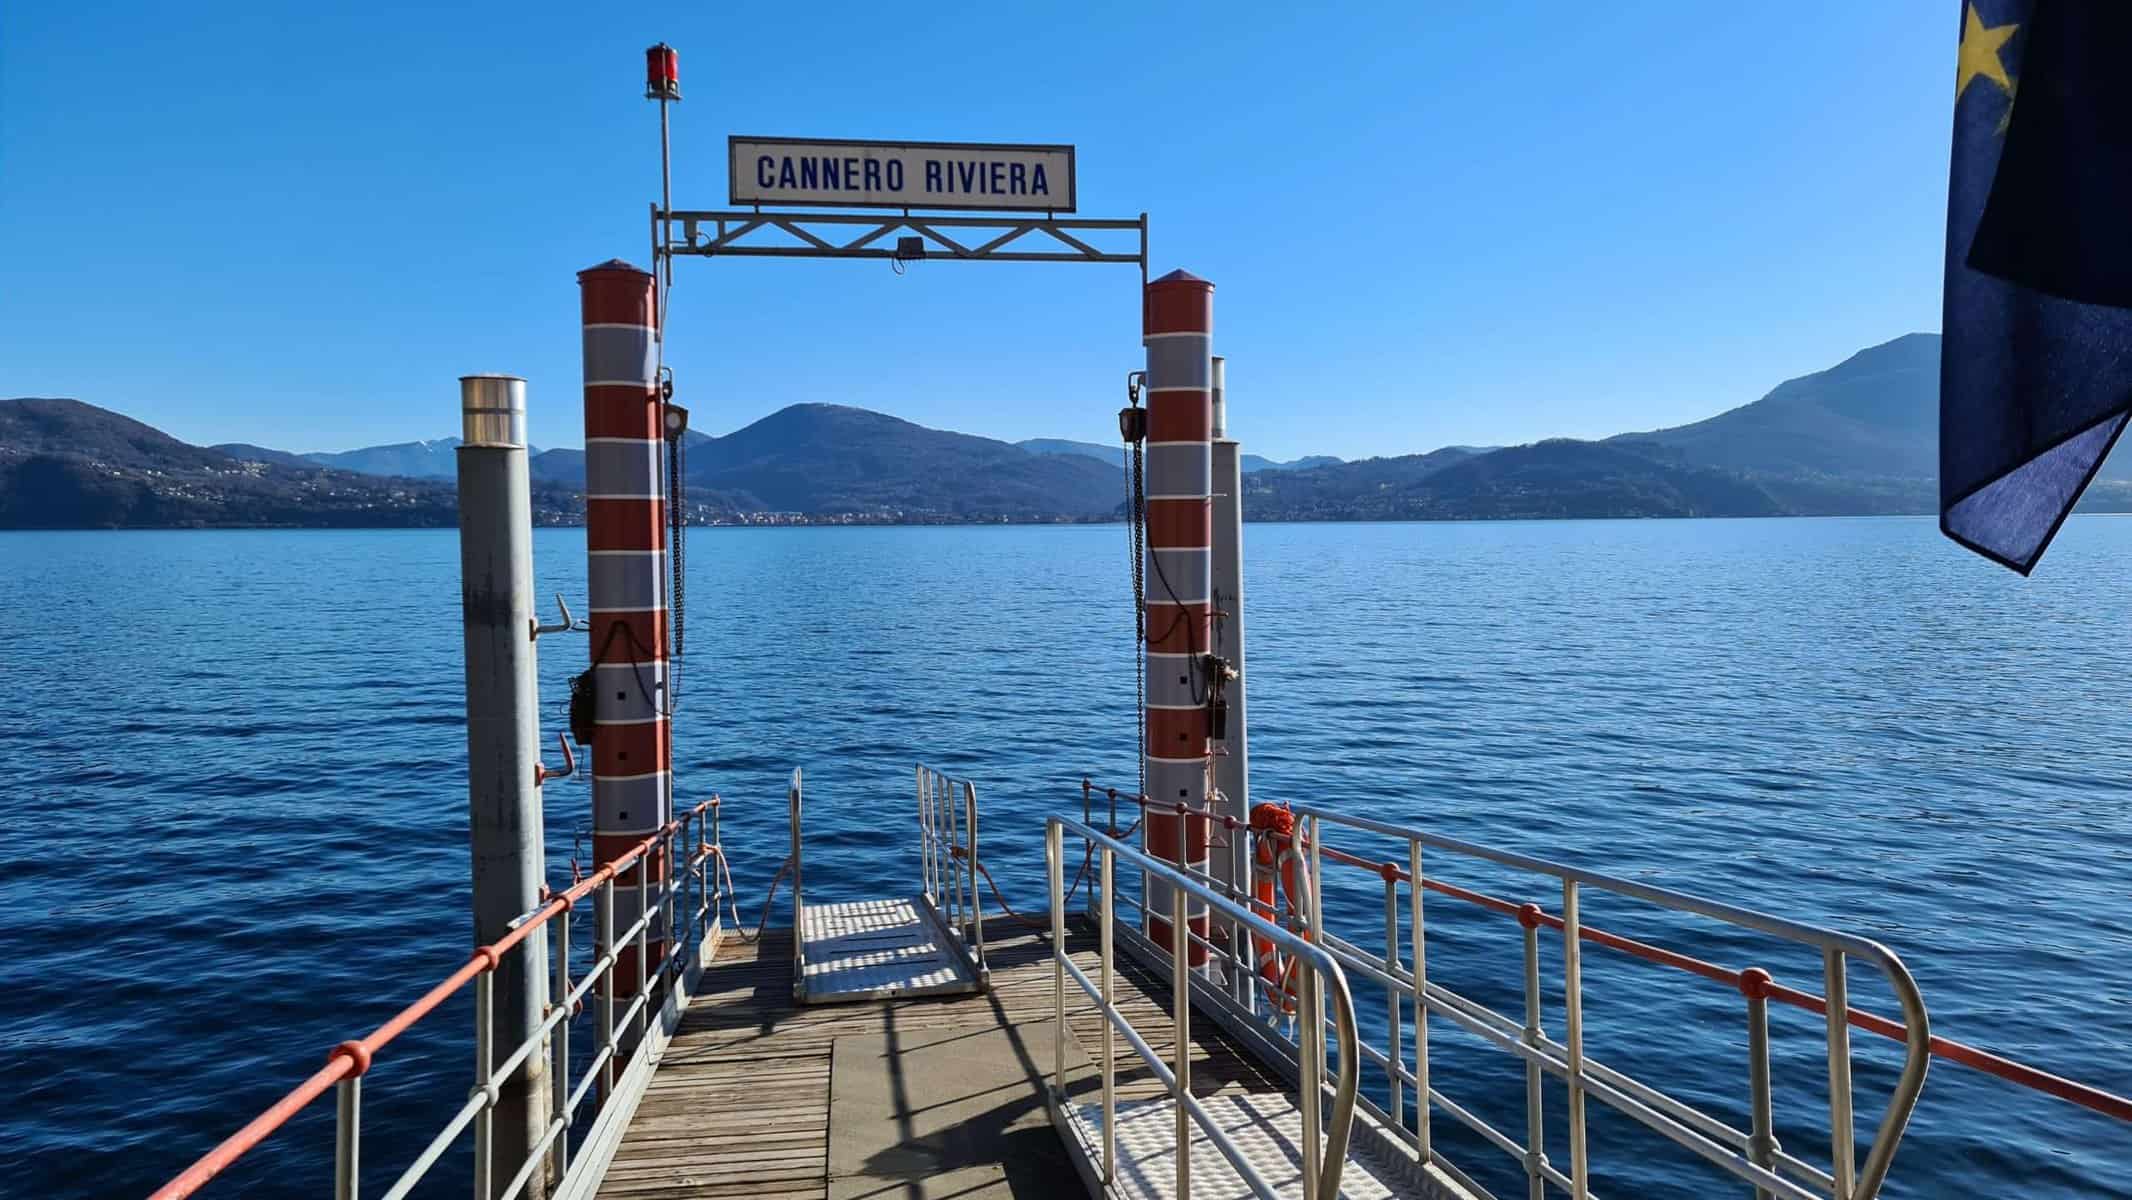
[597,919,1287,1200]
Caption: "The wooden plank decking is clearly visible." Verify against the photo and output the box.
[598,918,1287,1200]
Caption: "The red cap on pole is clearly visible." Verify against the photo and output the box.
[645,43,680,101]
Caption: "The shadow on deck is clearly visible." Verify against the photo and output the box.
[597,918,1286,1200]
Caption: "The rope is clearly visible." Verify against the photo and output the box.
[971,857,1050,929]
[716,847,790,944]
[963,818,1142,930]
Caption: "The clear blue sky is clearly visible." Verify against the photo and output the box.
[1,2,1953,460]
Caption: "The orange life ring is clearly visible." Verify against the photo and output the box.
[1249,802,1306,1014]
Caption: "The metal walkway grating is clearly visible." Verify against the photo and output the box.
[796,896,980,1004]
[1059,1093,1433,1200]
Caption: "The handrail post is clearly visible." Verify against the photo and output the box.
[474,971,495,1200]
[1383,871,1402,1138]
[967,780,984,970]
[1563,880,1590,1200]
[947,774,963,937]
[1081,779,1095,919]
[635,861,650,1032]
[1410,836,1430,1162]
[658,826,675,992]
[1172,882,1192,1200]
[1301,815,1325,1200]
[790,770,803,984]
[599,881,617,1095]
[1826,948,1856,1199]
[959,781,972,941]
[945,773,955,929]
[1301,954,1322,1200]
[1049,820,1066,1095]
[1743,970,1778,1200]
[695,813,709,939]
[552,902,572,1184]
[1100,845,1117,1181]
[686,821,697,947]
[917,766,929,902]
[334,1076,361,1200]
[1520,909,1546,1200]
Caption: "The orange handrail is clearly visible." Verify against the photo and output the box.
[1089,785,2132,1127]
[148,798,719,1200]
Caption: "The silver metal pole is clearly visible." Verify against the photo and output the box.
[1173,883,1192,1200]
[916,767,930,901]
[659,825,676,986]
[599,881,616,1095]
[455,375,550,1200]
[551,904,572,1184]
[658,94,673,292]
[1208,356,1252,1009]
[1302,817,1326,1200]
[1521,917,1546,1200]
[1383,874,1402,1135]
[1563,881,1590,1200]
[635,861,650,1035]
[1825,949,1857,1199]
[1301,955,1322,1200]
[475,971,495,1200]
[790,770,804,984]
[1049,822,1066,1093]
[953,777,968,940]
[1410,837,1430,1162]
[1100,847,1117,1181]
[967,781,985,972]
[334,1076,361,1200]
[1744,973,1777,1200]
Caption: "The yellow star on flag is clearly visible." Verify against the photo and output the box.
[1956,4,2017,100]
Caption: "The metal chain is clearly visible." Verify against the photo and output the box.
[1129,434,1147,804]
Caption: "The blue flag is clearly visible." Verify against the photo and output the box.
[1941,0,2132,574]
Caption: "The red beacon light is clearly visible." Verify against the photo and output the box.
[645,43,680,101]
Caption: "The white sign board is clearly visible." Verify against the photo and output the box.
[728,137,1076,212]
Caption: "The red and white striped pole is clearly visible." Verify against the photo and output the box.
[577,260,671,1000]
[1143,269,1214,964]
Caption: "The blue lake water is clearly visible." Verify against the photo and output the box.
[2,518,2129,1198]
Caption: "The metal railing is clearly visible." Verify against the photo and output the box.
[1080,782,2132,1146]
[917,762,986,978]
[1045,815,1361,1200]
[1070,784,1981,1200]
[1279,805,1930,1200]
[150,799,726,1200]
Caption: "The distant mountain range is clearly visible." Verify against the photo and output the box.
[1015,438,1342,475]
[12,332,2132,528]
[0,399,580,528]
[206,437,518,479]
[1243,332,2132,520]
[0,399,1119,528]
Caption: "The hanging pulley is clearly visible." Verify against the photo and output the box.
[1119,369,1147,444]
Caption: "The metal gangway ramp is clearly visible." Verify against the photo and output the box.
[790,764,992,1005]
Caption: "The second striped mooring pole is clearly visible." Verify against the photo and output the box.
[1142,269,1215,964]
